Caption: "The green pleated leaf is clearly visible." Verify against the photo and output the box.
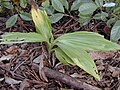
[54,31,120,80]
[0,32,45,44]
[56,44,100,80]
[110,20,120,42]
[6,14,18,28]
[55,47,75,65]
[55,31,120,51]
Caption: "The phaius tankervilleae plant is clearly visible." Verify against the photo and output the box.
[0,4,120,80]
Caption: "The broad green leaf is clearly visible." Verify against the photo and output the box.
[55,48,75,65]
[93,12,108,21]
[20,12,32,21]
[110,20,120,42]
[79,17,90,25]
[45,6,54,15]
[95,0,103,7]
[50,13,64,23]
[3,2,13,9]
[0,32,45,44]
[107,18,116,26]
[79,3,98,15]
[57,44,100,80]
[51,0,64,13]
[42,0,50,8]
[70,0,93,11]
[71,0,81,11]
[79,14,91,25]
[31,6,53,43]
[93,13,101,19]
[20,0,27,8]
[59,0,69,10]
[6,14,18,28]
[100,12,108,21]
[55,31,120,51]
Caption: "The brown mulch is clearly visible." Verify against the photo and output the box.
[0,42,120,90]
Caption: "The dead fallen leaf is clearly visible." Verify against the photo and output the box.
[96,60,104,65]
[108,66,120,77]
[0,78,4,82]
[83,83,102,90]
[89,51,116,60]
[114,58,120,61]
[97,65,105,71]
[27,79,47,88]
[112,70,120,77]
[60,88,73,90]
[59,69,65,73]
[0,55,14,62]
[18,49,27,56]
[5,76,22,85]
[19,79,30,90]
[117,85,120,90]
[39,56,48,82]
[70,73,83,78]
[108,65,120,72]
[6,46,18,54]
[33,55,42,64]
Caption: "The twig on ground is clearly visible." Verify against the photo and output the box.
[43,67,91,90]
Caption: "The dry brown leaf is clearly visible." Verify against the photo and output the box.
[5,76,21,85]
[89,51,116,60]
[117,85,120,90]
[0,55,14,62]
[108,66,120,77]
[0,78,4,82]
[6,46,18,54]
[70,73,83,78]
[83,83,102,90]
[33,55,42,64]
[60,88,73,90]
[39,55,48,82]
[19,79,30,90]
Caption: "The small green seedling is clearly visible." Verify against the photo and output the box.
[3,0,32,28]
[0,4,120,80]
